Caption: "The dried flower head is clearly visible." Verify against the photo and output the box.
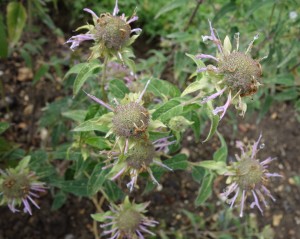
[93,196,158,239]
[198,20,266,118]
[66,0,141,59]
[0,169,46,215]
[221,134,282,217]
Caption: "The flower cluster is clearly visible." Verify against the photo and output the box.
[198,20,265,118]
[0,163,46,215]
[93,197,158,239]
[86,80,174,191]
[221,134,282,217]
[66,0,141,60]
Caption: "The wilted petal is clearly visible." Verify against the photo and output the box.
[127,15,139,24]
[196,53,219,62]
[66,34,95,51]
[113,0,119,16]
[201,87,226,104]
[213,91,232,119]
[83,8,99,19]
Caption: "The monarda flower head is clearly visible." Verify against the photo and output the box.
[92,196,158,239]
[221,134,282,217]
[66,0,141,60]
[0,157,46,215]
[198,21,266,118]
[85,80,151,140]
[105,136,174,192]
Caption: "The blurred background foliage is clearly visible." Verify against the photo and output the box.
[0,0,299,238]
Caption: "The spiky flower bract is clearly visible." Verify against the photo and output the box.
[66,0,141,60]
[0,156,46,215]
[221,134,282,217]
[92,196,158,239]
[198,20,265,118]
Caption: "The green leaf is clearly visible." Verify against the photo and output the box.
[32,64,49,85]
[142,78,180,99]
[103,181,124,202]
[6,2,27,46]
[185,53,206,69]
[274,88,298,101]
[213,2,236,23]
[203,104,220,142]
[213,132,228,163]
[155,0,185,19]
[85,137,110,150]
[152,99,183,122]
[73,113,113,132]
[62,110,87,123]
[197,160,227,174]
[51,191,67,210]
[108,79,129,99]
[164,154,188,170]
[0,15,8,58]
[0,122,10,134]
[87,163,107,195]
[51,179,89,197]
[195,171,214,206]
[192,166,205,183]
[72,61,101,96]
[181,81,203,97]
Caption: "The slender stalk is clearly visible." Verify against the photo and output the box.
[101,56,109,101]
[184,0,204,31]
[0,79,9,113]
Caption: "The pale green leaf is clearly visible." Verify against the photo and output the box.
[6,2,27,46]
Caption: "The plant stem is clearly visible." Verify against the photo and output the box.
[184,0,204,31]
[101,56,109,101]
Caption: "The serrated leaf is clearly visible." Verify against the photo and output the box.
[108,79,129,99]
[87,163,108,195]
[195,171,214,206]
[152,99,183,122]
[6,2,27,46]
[73,61,101,96]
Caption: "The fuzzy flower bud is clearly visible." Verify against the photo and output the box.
[221,134,282,217]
